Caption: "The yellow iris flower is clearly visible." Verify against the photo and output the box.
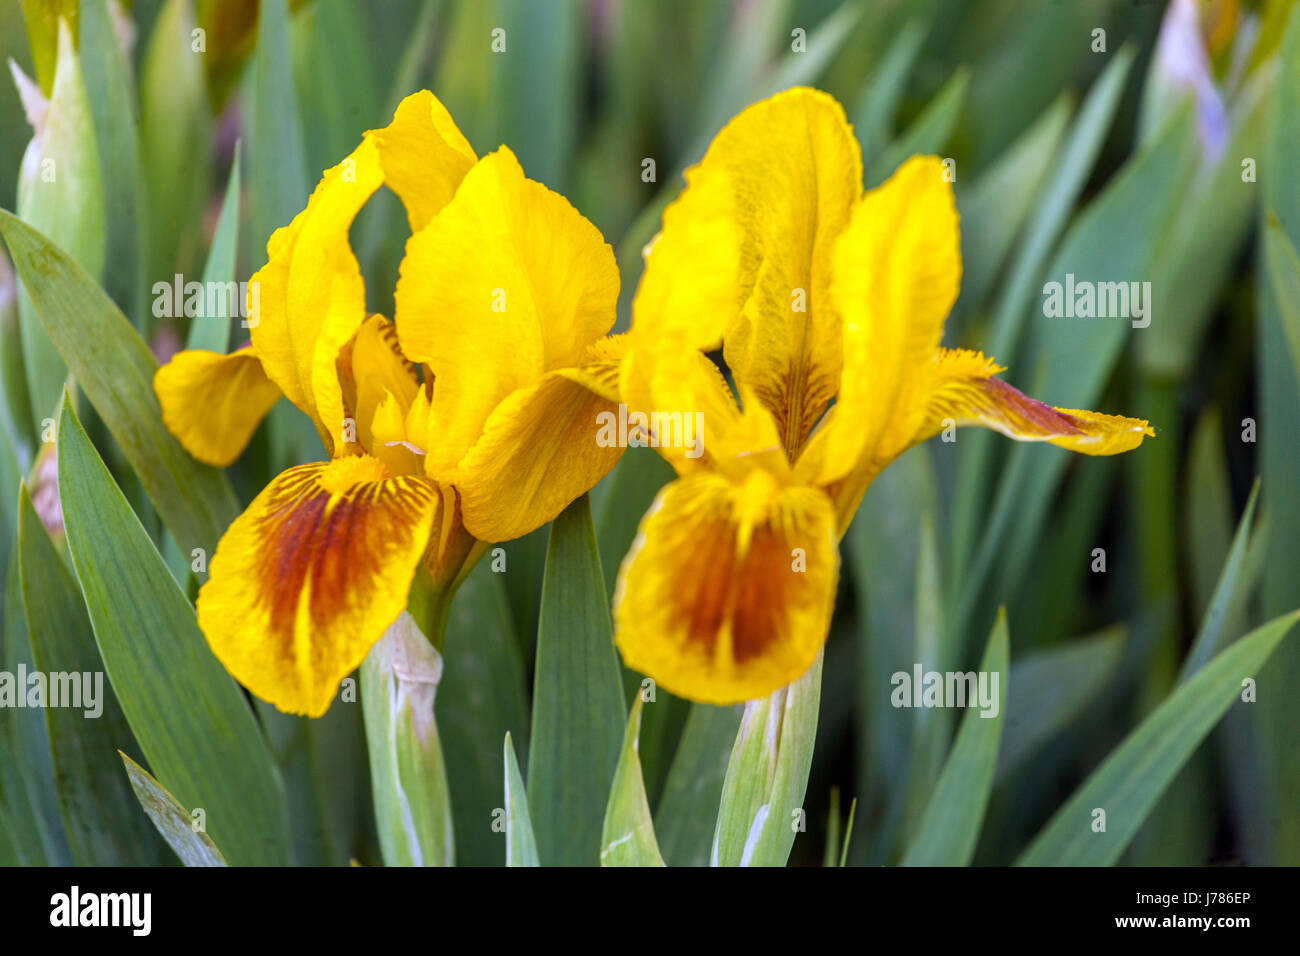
[612,87,1154,705]
[154,91,625,716]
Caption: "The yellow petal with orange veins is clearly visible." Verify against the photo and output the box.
[915,349,1155,454]
[694,87,862,454]
[816,154,962,485]
[551,334,629,403]
[249,136,384,453]
[395,147,619,478]
[450,371,624,542]
[367,90,476,233]
[196,455,440,717]
[613,471,838,705]
[153,347,280,466]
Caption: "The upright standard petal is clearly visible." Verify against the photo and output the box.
[694,87,862,454]
[249,137,384,453]
[368,90,477,233]
[913,348,1155,454]
[810,155,962,485]
[613,471,838,704]
[153,346,281,466]
[394,146,619,479]
[196,455,440,717]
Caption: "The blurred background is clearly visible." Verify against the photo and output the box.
[1,0,1297,866]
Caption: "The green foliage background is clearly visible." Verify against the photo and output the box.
[0,0,1297,866]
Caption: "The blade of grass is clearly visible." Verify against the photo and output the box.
[527,494,625,865]
[901,610,1008,866]
[56,397,290,865]
[17,485,168,865]
[1016,610,1300,866]
[600,696,665,866]
[121,752,227,866]
[502,731,539,867]
[0,210,239,555]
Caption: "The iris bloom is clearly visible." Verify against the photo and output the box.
[613,88,1154,705]
[155,91,625,716]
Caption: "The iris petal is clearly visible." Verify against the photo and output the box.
[196,455,440,716]
[613,471,838,704]
[153,346,280,466]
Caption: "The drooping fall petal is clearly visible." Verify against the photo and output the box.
[153,346,281,466]
[913,348,1155,454]
[196,455,440,717]
[394,146,619,479]
[613,470,838,705]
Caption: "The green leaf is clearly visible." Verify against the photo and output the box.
[294,0,378,178]
[361,612,454,867]
[996,625,1126,783]
[593,447,674,601]
[55,398,290,865]
[712,652,822,867]
[653,701,741,867]
[1184,408,1234,620]
[898,512,955,843]
[866,66,969,189]
[1138,68,1275,378]
[0,209,239,556]
[956,93,1071,321]
[502,732,539,867]
[1254,3,1300,863]
[438,560,530,866]
[121,752,227,866]
[1263,214,1300,378]
[495,0,580,191]
[185,140,241,353]
[1180,480,1263,682]
[250,0,308,257]
[139,0,211,288]
[901,610,1008,866]
[16,485,168,865]
[1016,610,1300,866]
[527,494,625,866]
[849,17,927,163]
[2,552,70,864]
[845,444,937,864]
[14,18,103,429]
[760,2,864,103]
[79,0,144,325]
[600,696,665,866]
